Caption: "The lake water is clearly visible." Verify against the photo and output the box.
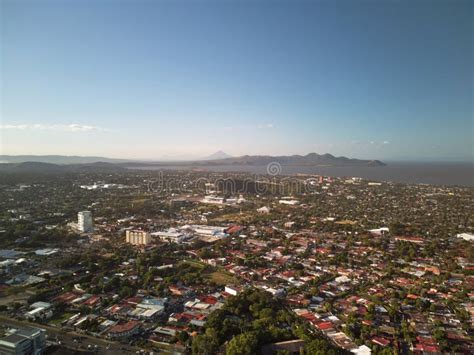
[132,162,474,187]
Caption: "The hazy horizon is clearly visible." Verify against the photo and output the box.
[1,151,474,164]
[1,0,473,162]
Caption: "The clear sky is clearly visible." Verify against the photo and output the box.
[1,0,472,161]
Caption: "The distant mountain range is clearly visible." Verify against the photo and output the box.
[0,153,385,173]
[121,153,384,167]
[0,151,234,164]
[0,161,126,173]
[0,155,129,165]
[198,153,385,167]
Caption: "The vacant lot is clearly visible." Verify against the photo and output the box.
[0,287,36,306]
[207,270,236,286]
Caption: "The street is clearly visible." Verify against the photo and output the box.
[0,315,155,354]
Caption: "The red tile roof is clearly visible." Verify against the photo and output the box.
[53,292,78,303]
[226,225,243,234]
[316,322,334,330]
[82,295,101,306]
[108,321,141,334]
[372,336,391,347]
[199,295,218,305]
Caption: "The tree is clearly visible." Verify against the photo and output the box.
[401,320,413,343]
[192,289,337,355]
[303,339,339,355]
[226,332,259,355]
[198,248,214,259]
[119,286,134,298]
[192,328,220,355]
[176,331,190,345]
[432,327,447,350]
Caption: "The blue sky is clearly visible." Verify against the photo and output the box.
[1,0,472,161]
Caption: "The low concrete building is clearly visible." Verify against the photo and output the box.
[25,302,53,321]
[152,229,188,244]
[0,326,46,355]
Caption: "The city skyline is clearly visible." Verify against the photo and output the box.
[1,0,473,162]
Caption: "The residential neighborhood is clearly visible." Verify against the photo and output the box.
[0,169,472,354]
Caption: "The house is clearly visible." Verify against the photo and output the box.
[201,195,225,205]
[169,285,192,296]
[257,206,271,214]
[335,275,351,283]
[82,295,102,308]
[394,236,424,244]
[225,225,244,235]
[154,326,178,337]
[224,285,242,296]
[279,199,300,206]
[368,227,389,236]
[371,336,391,347]
[107,321,141,339]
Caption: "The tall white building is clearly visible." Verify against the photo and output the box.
[78,211,93,233]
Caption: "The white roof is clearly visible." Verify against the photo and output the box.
[184,300,197,308]
[138,303,164,312]
[457,233,474,241]
[27,308,46,316]
[335,275,351,283]
[193,302,210,310]
[152,231,183,238]
[35,248,59,256]
[154,327,176,336]
[0,260,15,267]
[351,345,371,355]
[368,227,389,233]
[31,301,52,309]
[141,309,158,317]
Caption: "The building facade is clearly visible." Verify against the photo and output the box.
[126,230,151,245]
[152,229,187,244]
[77,211,93,233]
[0,326,46,355]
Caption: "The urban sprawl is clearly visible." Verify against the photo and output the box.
[0,170,473,355]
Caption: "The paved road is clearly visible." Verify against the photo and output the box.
[0,315,154,354]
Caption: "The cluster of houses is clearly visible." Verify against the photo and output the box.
[188,224,473,353]
[0,171,472,354]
